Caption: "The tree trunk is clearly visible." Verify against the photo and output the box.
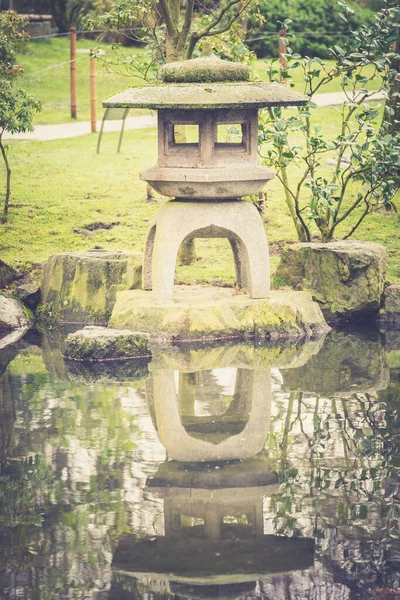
[387,37,400,136]
[0,139,11,216]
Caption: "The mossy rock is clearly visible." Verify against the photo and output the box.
[64,326,151,361]
[40,250,142,326]
[281,330,389,395]
[275,241,388,322]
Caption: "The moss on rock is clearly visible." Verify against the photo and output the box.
[109,285,329,343]
[40,250,142,326]
[275,241,388,322]
[64,326,151,361]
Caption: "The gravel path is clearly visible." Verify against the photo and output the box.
[3,90,384,142]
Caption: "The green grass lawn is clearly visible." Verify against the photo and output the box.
[17,37,146,125]
[1,104,399,285]
[17,37,382,126]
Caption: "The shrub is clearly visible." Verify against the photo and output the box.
[248,0,374,59]
[258,2,400,242]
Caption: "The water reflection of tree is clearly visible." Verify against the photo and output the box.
[0,361,141,598]
[267,384,400,595]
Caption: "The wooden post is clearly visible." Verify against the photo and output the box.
[90,49,96,133]
[279,29,287,84]
[70,27,77,119]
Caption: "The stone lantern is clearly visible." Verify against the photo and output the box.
[104,56,319,341]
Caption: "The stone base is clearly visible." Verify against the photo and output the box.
[109,285,329,342]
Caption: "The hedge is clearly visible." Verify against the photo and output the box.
[248,0,374,59]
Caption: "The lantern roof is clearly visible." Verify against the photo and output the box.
[161,54,250,83]
[103,55,308,110]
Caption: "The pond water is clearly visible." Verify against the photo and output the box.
[0,327,399,600]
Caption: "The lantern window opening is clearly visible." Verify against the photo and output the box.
[167,122,200,147]
[214,122,249,153]
[215,123,246,146]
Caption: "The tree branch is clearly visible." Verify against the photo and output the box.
[177,0,194,54]
[197,0,242,37]
[342,201,370,239]
[158,0,178,37]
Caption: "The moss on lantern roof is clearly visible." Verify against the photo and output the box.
[103,82,308,110]
[160,55,250,83]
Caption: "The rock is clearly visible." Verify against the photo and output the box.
[14,283,41,310]
[109,285,330,342]
[281,330,389,395]
[0,260,18,289]
[275,241,388,322]
[64,326,151,361]
[0,295,31,331]
[378,285,400,325]
[40,250,142,325]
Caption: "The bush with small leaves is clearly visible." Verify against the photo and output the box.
[258,2,400,242]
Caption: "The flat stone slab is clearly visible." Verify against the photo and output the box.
[109,286,329,343]
[64,326,151,361]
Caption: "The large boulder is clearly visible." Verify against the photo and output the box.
[40,250,142,325]
[275,241,388,322]
[378,285,400,326]
[64,326,151,361]
[0,295,31,332]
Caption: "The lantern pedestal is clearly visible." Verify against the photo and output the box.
[142,200,270,303]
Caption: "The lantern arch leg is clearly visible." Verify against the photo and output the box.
[142,200,270,302]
